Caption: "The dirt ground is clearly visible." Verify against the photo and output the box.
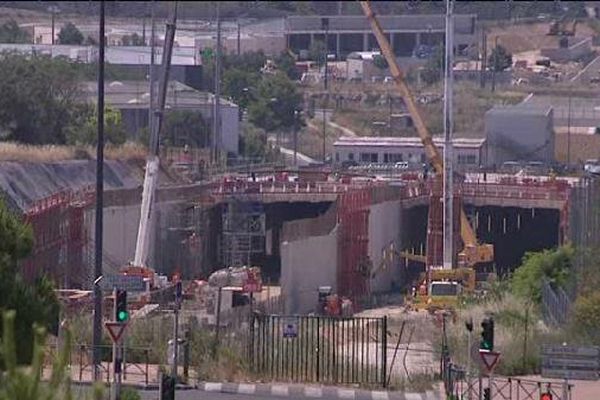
[487,21,596,55]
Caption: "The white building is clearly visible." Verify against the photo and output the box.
[333,136,487,168]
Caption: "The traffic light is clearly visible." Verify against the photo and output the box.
[540,393,553,400]
[483,388,491,400]
[160,374,175,400]
[480,317,494,351]
[115,290,129,322]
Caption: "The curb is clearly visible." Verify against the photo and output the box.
[197,382,444,399]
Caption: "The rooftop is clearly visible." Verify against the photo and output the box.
[80,80,238,109]
[486,104,553,117]
[0,44,198,66]
[333,136,486,149]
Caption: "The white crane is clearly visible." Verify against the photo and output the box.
[131,3,178,291]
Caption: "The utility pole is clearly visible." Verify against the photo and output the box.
[293,110,299,166]
[567,93,572,166]
[92,0,105,382]
[480,27,487,89]
[491,36,498,93]
[149,0,155,146]
[237,19,241,56]
[322,17,329,162]
[214,3,222,166]
[443,0,454,270]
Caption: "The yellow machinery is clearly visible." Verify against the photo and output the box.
[359,1,494,310]
[411,268,475,312]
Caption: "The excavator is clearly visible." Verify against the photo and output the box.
[360,1,494,312]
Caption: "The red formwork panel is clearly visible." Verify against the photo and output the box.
[21,188,92,288]
[425,178,462,270]
[336,188,371,303]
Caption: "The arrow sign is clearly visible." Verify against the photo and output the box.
[479,349,501,373]
[105,322,127,343]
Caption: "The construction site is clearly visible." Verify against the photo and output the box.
[2,1,600,399]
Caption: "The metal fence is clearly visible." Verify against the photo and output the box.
[542,176,600,326]
[445,364,573,400]
[249,315,388,387]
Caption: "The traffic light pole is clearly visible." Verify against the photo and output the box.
[172,302,180,379]
[112,288,122,400]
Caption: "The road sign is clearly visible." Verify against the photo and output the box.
[100,275,145,292]
[541,345,600,380]
[105,322,127,343]
[282,317,298,338]
[479,349,501,373]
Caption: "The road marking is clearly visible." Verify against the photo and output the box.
[272,385,289,396]
[238,384,256,394]
[404,393,422,400]
[204,383,222,392]
[371,391,389,400]
[305,387,323,397]
[338,389,356,399]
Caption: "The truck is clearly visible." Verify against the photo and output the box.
[409,268,476,313]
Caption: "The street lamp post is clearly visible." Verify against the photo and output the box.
[293,110,301,167]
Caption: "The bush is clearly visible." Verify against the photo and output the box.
[120,387,141,400]
[511,245,573,304]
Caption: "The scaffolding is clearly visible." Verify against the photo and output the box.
[220,197,265,268]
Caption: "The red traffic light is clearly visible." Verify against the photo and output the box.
[540,393,552,400]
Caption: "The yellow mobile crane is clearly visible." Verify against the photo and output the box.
[359,1,494,311]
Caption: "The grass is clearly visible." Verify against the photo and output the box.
[329,82,526,139]
[0,142,148,162]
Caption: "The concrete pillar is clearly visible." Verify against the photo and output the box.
[363,33,369,51]
[336,33,341,60]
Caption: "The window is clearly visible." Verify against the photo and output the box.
[384,153,403,163]
[348,153,354,161]
[458,154,477,165]
[360,153,378,162]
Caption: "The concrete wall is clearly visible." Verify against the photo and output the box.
[280,227,338,314]
[84,195,185,276]
[485,106,555,167]
[368,200,403,293]
[280,205,338,314]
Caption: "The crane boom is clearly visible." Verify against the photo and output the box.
[360,1,493,266]
[133,3,178,270]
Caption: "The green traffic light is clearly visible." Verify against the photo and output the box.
[118,310,129,322]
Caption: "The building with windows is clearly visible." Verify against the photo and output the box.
[333,136,486,169]
[285,14,477,61]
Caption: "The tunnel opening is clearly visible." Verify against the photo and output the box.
[253,201,333,284]
[467,205,560,277]
[399,204,561,289]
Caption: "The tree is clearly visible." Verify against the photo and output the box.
[488,45,512,72]
[420,45,444,85]
[0,19,31,44]
[373,54,388,70]
[57,22,84,45]
[163,110,208,147]
[0,199,60,365]
[248,72,304,133]
[274,51,301,81]
[309,40,326,66]
[511,245,573,304]
[0,53,83,144]
[65,104,127,146]
[222,68,261,113]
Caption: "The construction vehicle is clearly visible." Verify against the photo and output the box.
[119,5,178,292]
[548,17,578,36]
[410,268,475,312]
[360,1,494,312]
